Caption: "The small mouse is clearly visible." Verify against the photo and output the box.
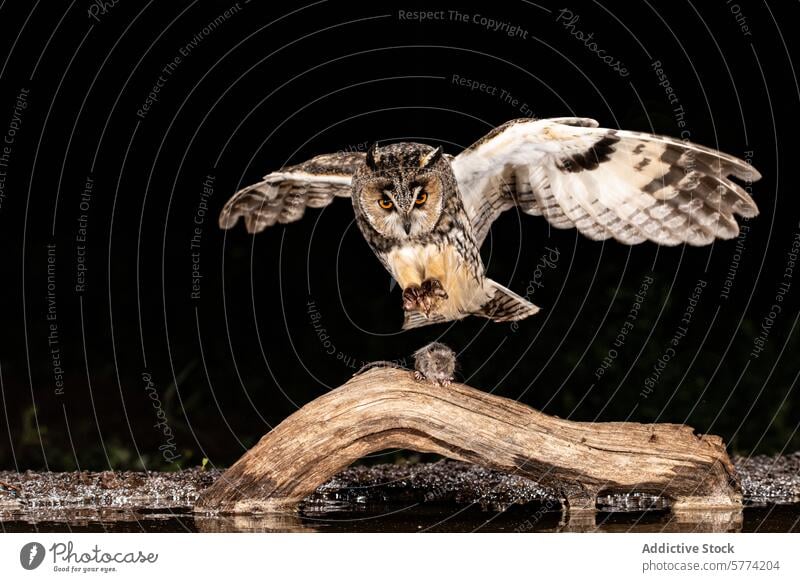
[413,342,457,386]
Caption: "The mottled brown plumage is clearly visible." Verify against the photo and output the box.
[219,118,760,329]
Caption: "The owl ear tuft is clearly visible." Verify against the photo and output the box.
[366,143,381,171]
[419,146,442,169]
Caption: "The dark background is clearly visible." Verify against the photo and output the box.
[0,0,797,471]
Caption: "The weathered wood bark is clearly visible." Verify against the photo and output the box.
[195,367,741,513]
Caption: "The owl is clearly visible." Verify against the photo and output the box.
[219,118,761,329]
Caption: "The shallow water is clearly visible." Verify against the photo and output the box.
[2,456,798,533]
[1,502,798,533]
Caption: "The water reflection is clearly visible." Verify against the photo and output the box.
[194,513,313,533]
[1,503,796,533]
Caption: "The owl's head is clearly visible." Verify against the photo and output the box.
[353,143,451,240]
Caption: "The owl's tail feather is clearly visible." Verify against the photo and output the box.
[477,280,540,322]
[402,310,449,330]
[401,280,539,330]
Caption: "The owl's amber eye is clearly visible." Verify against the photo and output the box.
[415,191,428,206]
[378,197,393,210]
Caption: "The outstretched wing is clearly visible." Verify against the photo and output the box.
[453,118,761,246]
[219,151,365,233]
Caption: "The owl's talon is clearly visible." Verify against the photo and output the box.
[421,278,448,298]
[419,278,448,315]
[402,284,424,312]
[403,280,447,315]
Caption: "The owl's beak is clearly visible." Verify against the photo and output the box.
[402,214,412,235]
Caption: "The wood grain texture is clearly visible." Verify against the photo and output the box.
[195,367,741,514]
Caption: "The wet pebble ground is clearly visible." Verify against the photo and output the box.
[0,468,220,512]
[1,453,798,515]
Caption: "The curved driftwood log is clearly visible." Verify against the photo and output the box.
[195,367,741,513]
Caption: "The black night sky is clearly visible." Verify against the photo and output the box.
[0,0,797,471]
